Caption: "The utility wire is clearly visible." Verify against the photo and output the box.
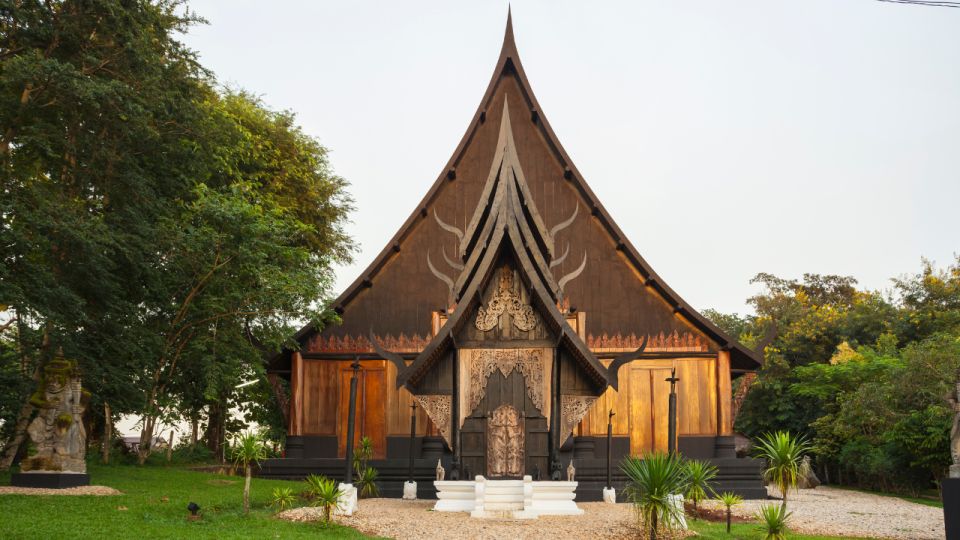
[875,0,960,7]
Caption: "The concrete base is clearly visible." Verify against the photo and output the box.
[435,475,582,518]
[335,483,358,516]
[949,464,960,479]
[402,481,417,500]
[11,472,90,489]
[602,487,616,503]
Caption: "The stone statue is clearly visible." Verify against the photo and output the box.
[21,350,88,474]
[550,460,563,481]
[797,455,821,489]
[566,459,576,482]
[948,371,960,479]
[435,459,445,481]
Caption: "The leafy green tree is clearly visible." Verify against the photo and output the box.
[231,431,268,514]
[754,431,810,509]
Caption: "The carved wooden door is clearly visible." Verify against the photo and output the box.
[487,404,524,478]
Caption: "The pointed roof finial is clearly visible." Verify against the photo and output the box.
[502,5,517,55]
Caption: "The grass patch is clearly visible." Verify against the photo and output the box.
[833,484,943,508]
[0,463,370,539]
[688,517,871,539]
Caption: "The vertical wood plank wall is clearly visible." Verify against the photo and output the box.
[580,356,722,453]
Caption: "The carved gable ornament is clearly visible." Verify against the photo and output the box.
[413,394,452,447]
[475,268,537,332]
[560,394,598,447]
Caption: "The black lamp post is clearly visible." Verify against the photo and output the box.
[345,359,361,484]
[606,409,614,490]
[407,401,417,482]
[666,367,679,454]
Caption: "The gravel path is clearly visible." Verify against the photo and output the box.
[0,485,121,496]
[702,486,943,540]
[279,486,943,540]
[279,500,645,540]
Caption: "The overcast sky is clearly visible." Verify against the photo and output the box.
[181,1,959,316]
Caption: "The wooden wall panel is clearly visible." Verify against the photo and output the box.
[336,361,387,459]
[301,360,338,435]
[628,368,653,455]
[385,360,431,437]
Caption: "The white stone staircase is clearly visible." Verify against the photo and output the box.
[434,475,583,519]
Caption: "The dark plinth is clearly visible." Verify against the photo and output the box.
[943,478,960,540]
[12,472,90,489]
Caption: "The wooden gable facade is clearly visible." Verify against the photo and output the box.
[263,12,765,499]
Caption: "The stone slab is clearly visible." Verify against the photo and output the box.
[11,472,90,489]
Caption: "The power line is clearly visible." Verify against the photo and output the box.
[875,0,960,7]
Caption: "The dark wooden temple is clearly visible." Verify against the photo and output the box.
[262,12,766,499]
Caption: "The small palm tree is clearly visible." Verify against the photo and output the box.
[757,503,791,540]
[307,475,343,526]
[621,452,689,540]
[754,431,811,509]
[683,459,718,516]
[717,491,743,533]
[230,432,268,514]
[356,466,380,498]
[270,486,296,512]
[353,436,374,474]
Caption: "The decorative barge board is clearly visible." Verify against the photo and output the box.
[261,10,767,500]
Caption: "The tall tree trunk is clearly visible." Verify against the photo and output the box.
[243,464,251,514]
[0,400,34,470]
[101,401,112,464]
[166,429,174,462]
[191,417,198,446]
[137,415,156,465]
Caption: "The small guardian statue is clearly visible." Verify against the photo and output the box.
[550,460,563,481]
[566,459,576,482]
[435,459,445,481]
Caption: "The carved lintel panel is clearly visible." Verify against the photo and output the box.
[487,405,525,477]
[560,395,598,447]
[467,349,545,415]
[414,394,452,448]
[475,267,537,332]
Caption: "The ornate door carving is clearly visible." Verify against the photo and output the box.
[487,404,524,478]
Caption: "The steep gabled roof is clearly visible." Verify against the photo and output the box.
[395,99,608,389]
[275,10,762,373]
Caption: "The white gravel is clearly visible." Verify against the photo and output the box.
[278,486,944,540]
[701,486,943,540]
[0,485,121,496]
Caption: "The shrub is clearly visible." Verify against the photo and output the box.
[230,432,268,514]
[621,452,689,540]
[270,487,297,512]
[306,475,343,525]
[683,459,717,515]
[757,503,791,540]
[754,430,810,508]
[717,491,743,533]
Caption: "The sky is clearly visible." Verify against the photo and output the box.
[180,0,960,316]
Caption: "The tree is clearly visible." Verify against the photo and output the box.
[754,431,811,509]
[231,431,268,514]
[621,452,689,540]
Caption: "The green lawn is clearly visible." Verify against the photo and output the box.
[687,518,870,539]
[0,464,368,539]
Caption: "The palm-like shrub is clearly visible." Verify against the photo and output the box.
[683,459,717,516]
[270,486,297,512]
[307,475,344,526]
[230,432,268,514]
[717,491,743,533]
[356,466,380,498]
[756,503,791,540]
[754,431,811,508]
[621,452,689,540]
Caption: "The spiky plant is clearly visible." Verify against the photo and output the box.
[754,431,811,509]
[270,486,297,512]
[621,452,689,540]
[717,491,743,533]
[683,459,718,516]
[353,435,374,474]
[308,475,344,526]
[356,466,380,498]
[230,432,268,514]
[757,503,791,540]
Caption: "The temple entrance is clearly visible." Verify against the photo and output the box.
[487,405,525,478]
